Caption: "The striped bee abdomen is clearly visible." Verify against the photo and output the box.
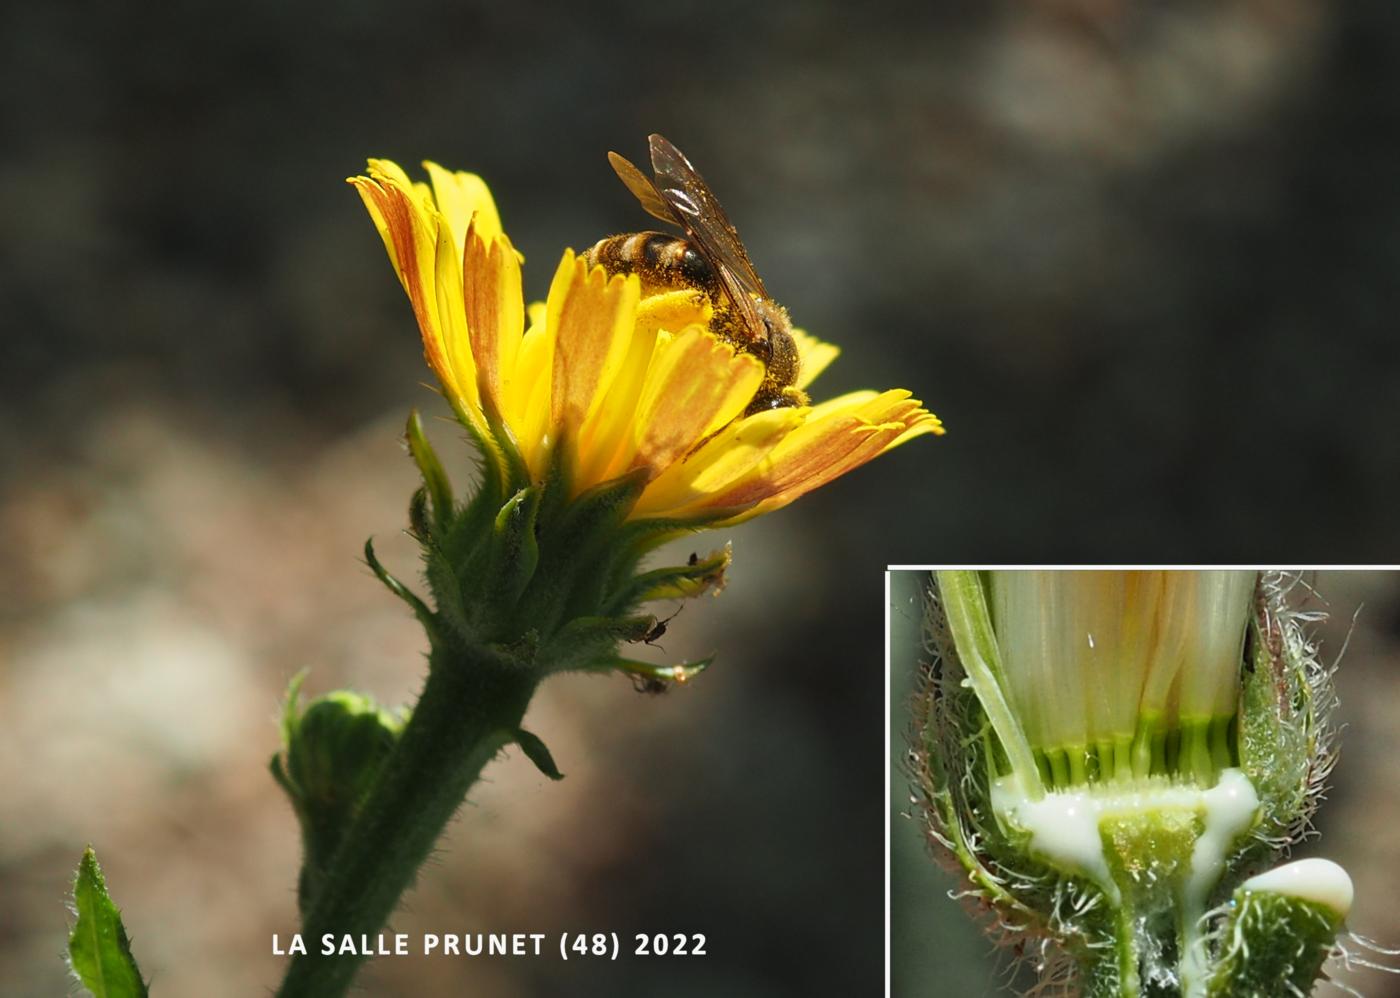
[583,231,716,297]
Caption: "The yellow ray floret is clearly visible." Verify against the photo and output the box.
[349,159,942,524]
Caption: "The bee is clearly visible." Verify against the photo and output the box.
[584,134,806,413]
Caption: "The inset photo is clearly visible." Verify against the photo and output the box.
[888,569,1400,998]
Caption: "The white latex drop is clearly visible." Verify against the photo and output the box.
[1011,786,1116,899]
[1187,769,1261,909]
[994,765,1263,995]
[1243,858,1354,917]
[1179,769,1261,998]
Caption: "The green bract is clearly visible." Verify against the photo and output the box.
[385,409,725,685]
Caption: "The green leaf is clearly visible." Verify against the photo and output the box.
[512,728,564,780]
[68,848,149,998]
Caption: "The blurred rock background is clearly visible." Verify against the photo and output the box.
[891,571,1400,997]
[3,0,1399,995]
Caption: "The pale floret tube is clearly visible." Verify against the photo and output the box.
[911,570,1344,998]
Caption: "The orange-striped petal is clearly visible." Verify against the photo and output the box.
[699,390,942,521]
[633,406,804,517]
[463,222,523,423]
[548,253,640,442]
[431,219,477,411]
[349,168,484,433]
[571,290,711,488]
[631,328,764,476]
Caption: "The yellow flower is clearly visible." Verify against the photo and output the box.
[350,158,941,525]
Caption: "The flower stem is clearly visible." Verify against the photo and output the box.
[275,645,538,998]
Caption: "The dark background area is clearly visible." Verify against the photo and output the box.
[2,2,1399,996]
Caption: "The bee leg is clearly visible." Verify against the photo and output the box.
[743,385,808,415]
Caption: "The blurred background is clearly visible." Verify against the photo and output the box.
[3,1,1399,995]
[891,570,1400,997]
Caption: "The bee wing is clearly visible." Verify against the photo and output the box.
[647,134,770,303]
[607,151,679,227]
[710,251,767,342]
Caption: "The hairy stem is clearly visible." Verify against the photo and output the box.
[276,646,537,998]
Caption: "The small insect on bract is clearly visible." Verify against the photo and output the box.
[584,134,806,413]
[640,606,683,649]
[630,675,671,696]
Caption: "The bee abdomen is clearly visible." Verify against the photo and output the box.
[584,231,714,294]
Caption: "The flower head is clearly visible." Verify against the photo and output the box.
[349,158,940,527]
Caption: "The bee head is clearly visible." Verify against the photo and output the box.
[752,298,792,348]
[752,298,799,388]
